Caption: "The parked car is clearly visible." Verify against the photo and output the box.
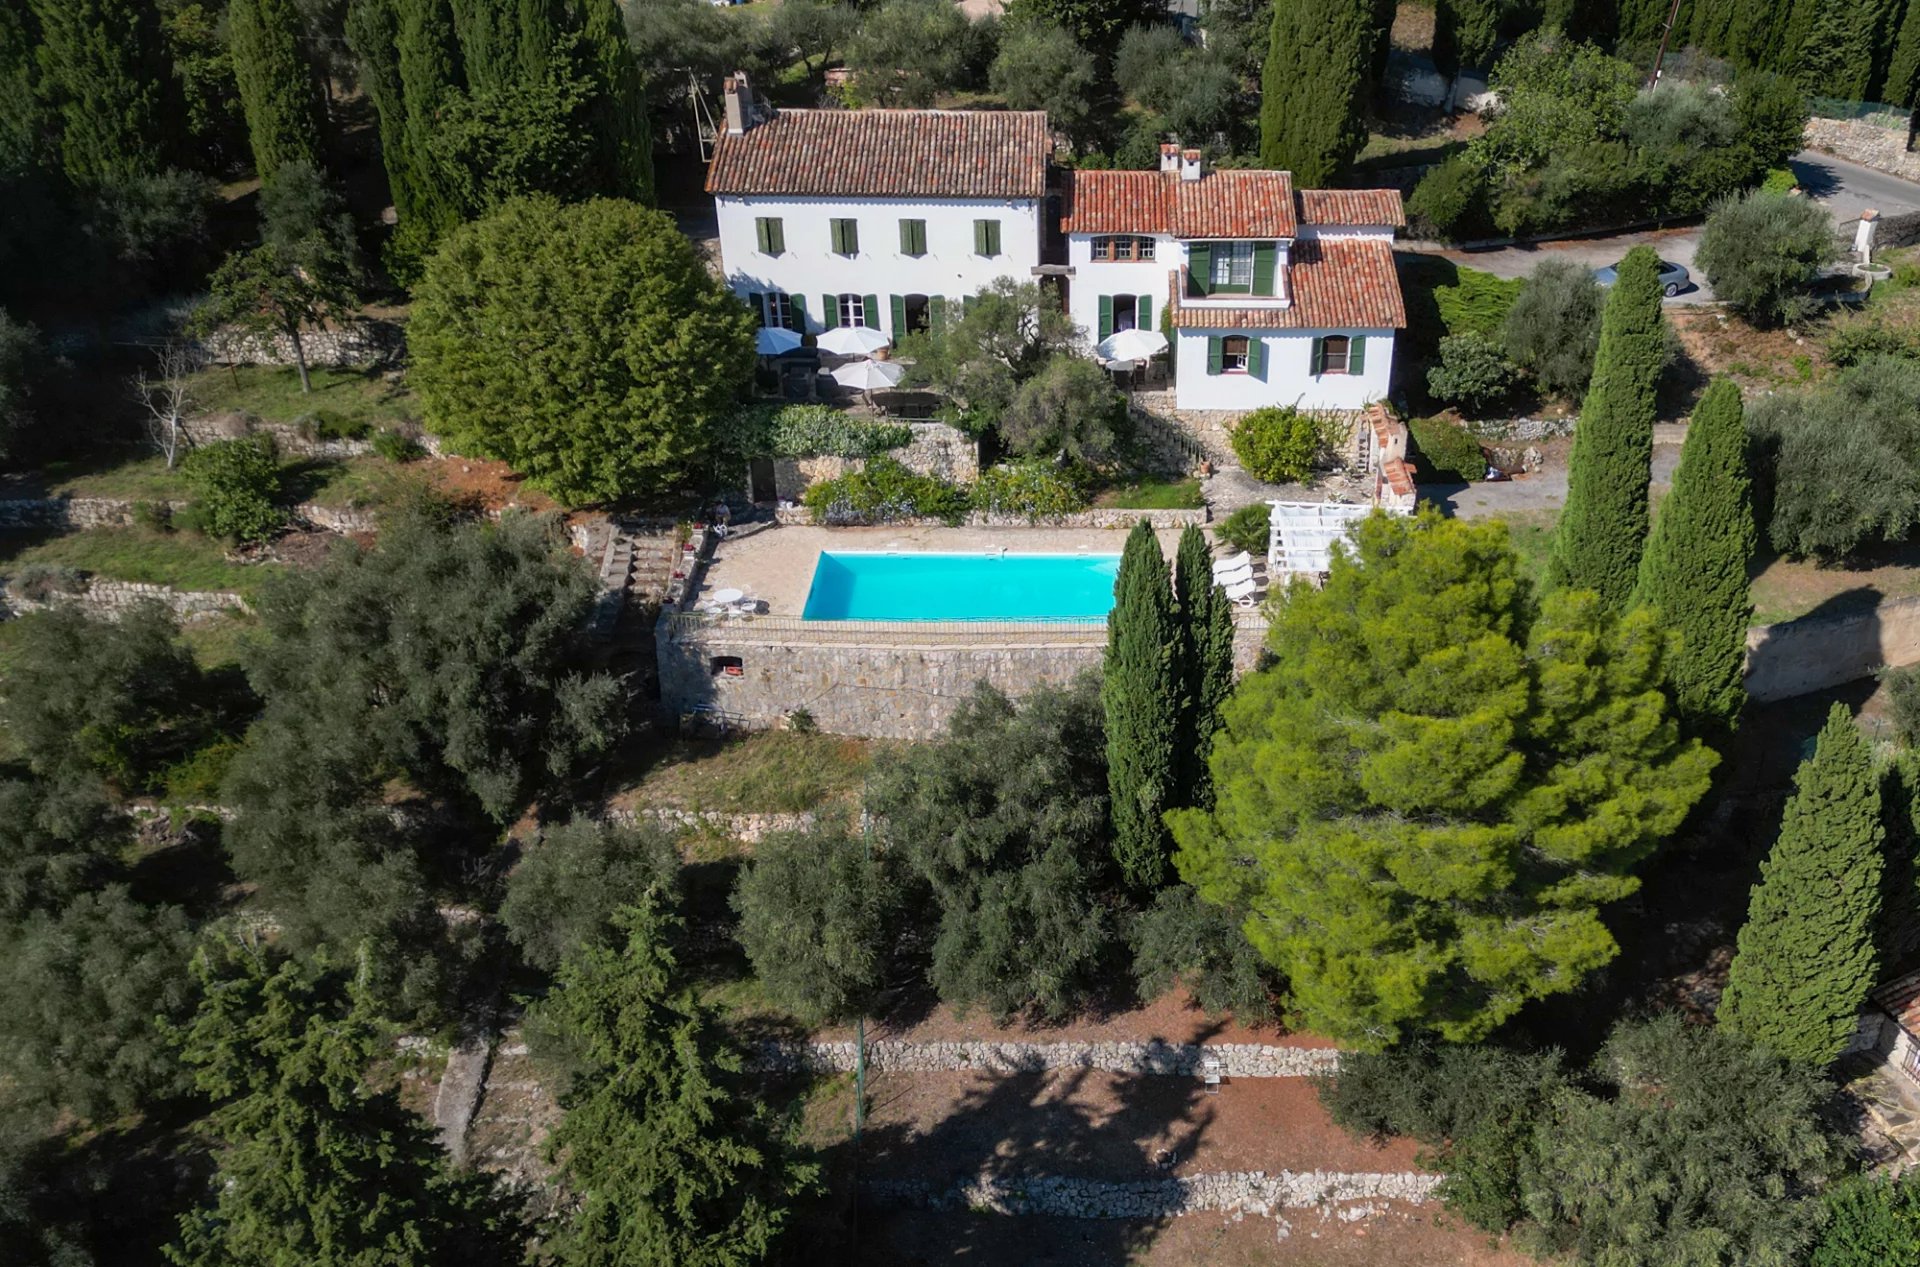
[1593,258,1691,297]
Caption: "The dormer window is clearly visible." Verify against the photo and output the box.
[1211,242,1254,290]
[1092,236,1156,262]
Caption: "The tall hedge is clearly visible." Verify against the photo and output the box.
[1259,0,1375,186]
[1172,525,1234,810]
[1104,520,1179,891]
[1720,703,1885,1064]
[28,0,177,186]
[1630,378,1754,734]
[228,0,326,181]
[1547,245,1664,610]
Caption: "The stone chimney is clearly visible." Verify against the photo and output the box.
[1159,142,1181,173]
[1180,148,1205,181]
[723,70,756,136]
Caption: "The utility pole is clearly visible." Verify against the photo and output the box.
[1648,0,1686,87]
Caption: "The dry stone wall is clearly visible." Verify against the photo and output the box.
[181,412,439,461]
[3,578,250,620]
[200,318,406,369]
[750,1039,1341,1078]
[773,506,1207,529]
[611,807,820,843]
[861,1169,1442,1219]
[767,422,979,503]
[0,496,176,530]
[1805,116,1920,183]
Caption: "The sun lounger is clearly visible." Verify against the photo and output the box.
[1211,551,1252,576]
[1222,576,1260,607]
[1212,562,1254,587]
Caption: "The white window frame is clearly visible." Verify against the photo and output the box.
[1212,242,1254,289]
[1221,335,1250,373]
[836,294,868,328]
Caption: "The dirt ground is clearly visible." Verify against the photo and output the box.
[851,1205,1536,1267]
[1669,307,1828,392]
[416,453,560,517]
[815,985,1330,1047]
[855,1069,1421,1182]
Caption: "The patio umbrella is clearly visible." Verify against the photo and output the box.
[1095,328,1170,361]
[756,326,803,355]
[829,359,906,393]
[817,325,891,356]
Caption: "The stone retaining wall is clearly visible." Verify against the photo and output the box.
[3,577,250,620]
[612,807,820,843]
[1805,116,1920,184]
[180,412,441,462]
[767,422,981,503]
[0,496,176,530]
[293,501,379,534]
[1746,593,1920,701]
[773,506,1208,529]
[200,318,406,370]
[862,1169,1441,1219]
[750,1039,1340,1078]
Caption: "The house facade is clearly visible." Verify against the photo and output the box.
[1062,151,1406,412]
[706,76,1406,414]
[706,75,1046,339]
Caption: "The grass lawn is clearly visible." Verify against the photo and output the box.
[1495,509,1557,592]
[1096,475,1204,510]
[0,527,280,600]
[189,364,417,433]
[38,453,198,502]
[617,731,875,814]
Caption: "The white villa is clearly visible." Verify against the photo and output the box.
[706,73,1406,413]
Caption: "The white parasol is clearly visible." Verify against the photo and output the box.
[1095,328,1170,361]
[817,326,892,356]
[830,359,907,391]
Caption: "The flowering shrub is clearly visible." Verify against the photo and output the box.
[802,457,967,524]
[969,460,1088,521]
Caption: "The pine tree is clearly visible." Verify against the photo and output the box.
[28,0,176,186]
[1630,378,1755,734]
[1548,245,1664,610]
[532,898,817,1267]
[166,938,516,1266]
[228,0,326,181]
[1720,703,1885,1064]
[1259,0,1375,186]
[1172,525,1235,810]
[1105,520,1179,891]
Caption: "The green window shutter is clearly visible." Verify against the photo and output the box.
[1252,241,1277,295]
[790,294,808,332]
[987,220,1000,255]
[974,219,1000,255]
[1206,336,1224,375]
[930,296,947,333]
[746,292,765,326]
[770,218,784,254]
[1349,334,1367,375]
[890,294,907,336]
[1137,294,1153,330]
[829,220,842,253]
[847,220,859,254]
[1249,337,1267,380]
[862,294,878,327]
[823,294,839,329]
[832,219,859,254]
[1098,295,1113,341]
[900,219,926,255]
[1189,243,1212,296]
[755,218,769,252]
[1310,336,1325,374]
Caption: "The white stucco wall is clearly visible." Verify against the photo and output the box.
[716,194,1042,335]
[1173,328,1395,411]
[1065,233,1177,347]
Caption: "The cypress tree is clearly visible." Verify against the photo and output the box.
[28,0,176,186]
[1548,245,1664,610]
[1105,519,1179,891]
[1885,0,1920,106]
[390,0,465,269]
[1172,525,1235,810]
[1794,0,1888,99]
[1259,0,1375,186]
[228,0,327,182]
[1720,703,1885,1064]
[577,0,655,203]
[1630,378,1755,734]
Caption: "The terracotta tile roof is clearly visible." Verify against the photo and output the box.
[1061,168,1299,237]
[1174,170,1297,238]
[706,109,1051,199]
[1167,238,1406,330]
[1297,188,1407,228]
[1060,170,1172,234]
[1874,969,1920,1033]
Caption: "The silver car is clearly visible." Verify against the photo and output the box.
[1593,258,1691,297]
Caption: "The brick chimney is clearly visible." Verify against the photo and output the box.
[1159,142,1180,173]
[1180,148,1205,181]
[723,70,756,136]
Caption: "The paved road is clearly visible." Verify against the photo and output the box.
[1406,150,1920,305]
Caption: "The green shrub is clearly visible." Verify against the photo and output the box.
[1128,886,1274,1019]
[1502,258,1605,398]
[1826,308,1920,367]
[12,563,87,602]
[1219,503,1271,555]
[1760,167,1798,195]
[1230,406,1326,484]
[970,459,1089,521]
[802,456,968,524]
[301,410,371,442]
[1426,332,1521,413]
[1810,1172,1920,1267]
[371,428,425,462]
[164,738,241,806]
[720,402,914,465]
[132,501,174,533]
[1435,269,1524,339]
[1887,666,1920,748]
[1407,416,1485,482]
[181,437,284,545]
[1697,189,1838,327]
[1408,153,1487,241]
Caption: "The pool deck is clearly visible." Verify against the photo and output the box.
[696,524,1192,617]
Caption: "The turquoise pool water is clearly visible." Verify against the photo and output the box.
[801,551,1122,621]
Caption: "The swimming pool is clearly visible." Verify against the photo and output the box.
[801,551,1122,621]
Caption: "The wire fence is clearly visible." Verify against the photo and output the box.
[1809,97,1914,130]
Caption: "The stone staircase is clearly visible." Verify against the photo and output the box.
[575,522,680,642]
